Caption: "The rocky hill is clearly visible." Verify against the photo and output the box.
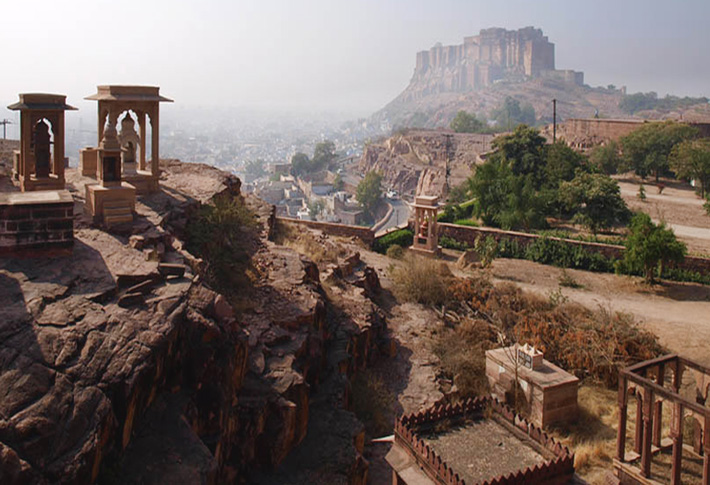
[0,160,390,484]
[358,129,494,198]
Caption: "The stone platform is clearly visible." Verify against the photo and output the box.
[0,189,74,257]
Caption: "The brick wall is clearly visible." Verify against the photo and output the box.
[438,222,710,276]
[276,217,375,247]
[0,197,74,257]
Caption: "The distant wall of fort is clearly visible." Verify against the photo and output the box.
[558,118,710,149]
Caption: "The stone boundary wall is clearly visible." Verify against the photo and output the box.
[437,222,710,275]
[394,396,575,485]
[276,217,375,246]
[0,197,74,257]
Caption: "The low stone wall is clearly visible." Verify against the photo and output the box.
[276,217,375,246]
[438,222,710,276]
[0,190,74,257]
[394,396,575,485]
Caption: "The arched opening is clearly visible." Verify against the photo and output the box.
[118,110,141,174]
[32,118,54,178]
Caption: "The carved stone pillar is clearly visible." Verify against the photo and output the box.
[617,377,628,462]
[641,387,654,478]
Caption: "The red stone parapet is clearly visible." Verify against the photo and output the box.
[394,396,575,485]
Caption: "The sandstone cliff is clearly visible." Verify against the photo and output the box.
[0,160,390,484]
[358,129,494,198]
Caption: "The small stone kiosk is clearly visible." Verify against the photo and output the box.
[486,344,579,428]
[410,195,440,256]
[81,85,172,194]
[85,120,136,227]
[7,93,76,192]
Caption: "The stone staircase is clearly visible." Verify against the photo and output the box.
[102,199,133,227]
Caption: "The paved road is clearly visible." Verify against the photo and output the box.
[376,199,410,235]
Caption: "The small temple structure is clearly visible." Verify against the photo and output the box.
[7,93,76,192]
[85,119,136,227]
[486,345,579,429]
[81,85,172,194]
[410,195,440,256]
[1,93,75,256]
[615,354,710,485]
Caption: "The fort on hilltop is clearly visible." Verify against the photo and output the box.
[403,27,584,102]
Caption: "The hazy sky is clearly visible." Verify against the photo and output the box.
[1,0,709,116]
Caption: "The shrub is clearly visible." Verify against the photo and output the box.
[474,235,498,268]
[186,195,258,290]
[439,235,470,251]
[391,254,450,306]
[386,244,405,260]
[350,370,396,437]
[373,228,413,254]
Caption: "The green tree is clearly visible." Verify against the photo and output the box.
[491,97,536,130]
[312,140,336,171]
[559,172,630,233]
[544,141,589,186]
[620,121,699,182]
[491,125,547,187]
[291,152,311,176]
[589,140,622,175]
[620,213,686,284]
[450,110,485,133]
[670,138,710,198]
[333,173,344,191]
[356,171,383,218]
[244,159,267,178]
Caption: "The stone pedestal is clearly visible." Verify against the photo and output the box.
[85,182,136,226]
[79,147,99,177]
[410,195,440,257]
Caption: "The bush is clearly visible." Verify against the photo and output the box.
[386,244,405,260]
[373,228,413,254]
[186,195,258,290]
[474,235,498,268]
[453,219,479,227]
[439,235,470,251]
[350,370,396,437]
[391,254,450,306]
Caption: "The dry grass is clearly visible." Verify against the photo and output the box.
[390,254,451,306]
[272,220,347,265]
[350,369,396,438]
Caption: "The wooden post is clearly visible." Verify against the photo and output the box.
[641,387,653,478]
[703,415,710,485]
[653,365,665,447]
[670,402,683,485]
[635,391,644,455]
[617,377,628,461]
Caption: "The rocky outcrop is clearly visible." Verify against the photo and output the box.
[358,129,494,197]
[1,160,392,484]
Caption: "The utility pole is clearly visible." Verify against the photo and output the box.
[0,119,12,140]
[443,133,453,197]
[552,99,557,143]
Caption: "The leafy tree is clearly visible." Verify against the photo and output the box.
[544,141,589,187]
[333,173,344,191]
[491,125,547,187]
[490,97,536,130]
[589,140,622,175]
[308,199,325,218]
[356,171,383,218]
[244,159,267,178]
[291,152,311,176]
[312,140,337,171]
[620,121,699,182]
[450,110,485,133]
[620,213,686,284]
[670,138,710,198]
[559,172,631,233]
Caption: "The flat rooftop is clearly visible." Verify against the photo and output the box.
[486,347,579,389]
